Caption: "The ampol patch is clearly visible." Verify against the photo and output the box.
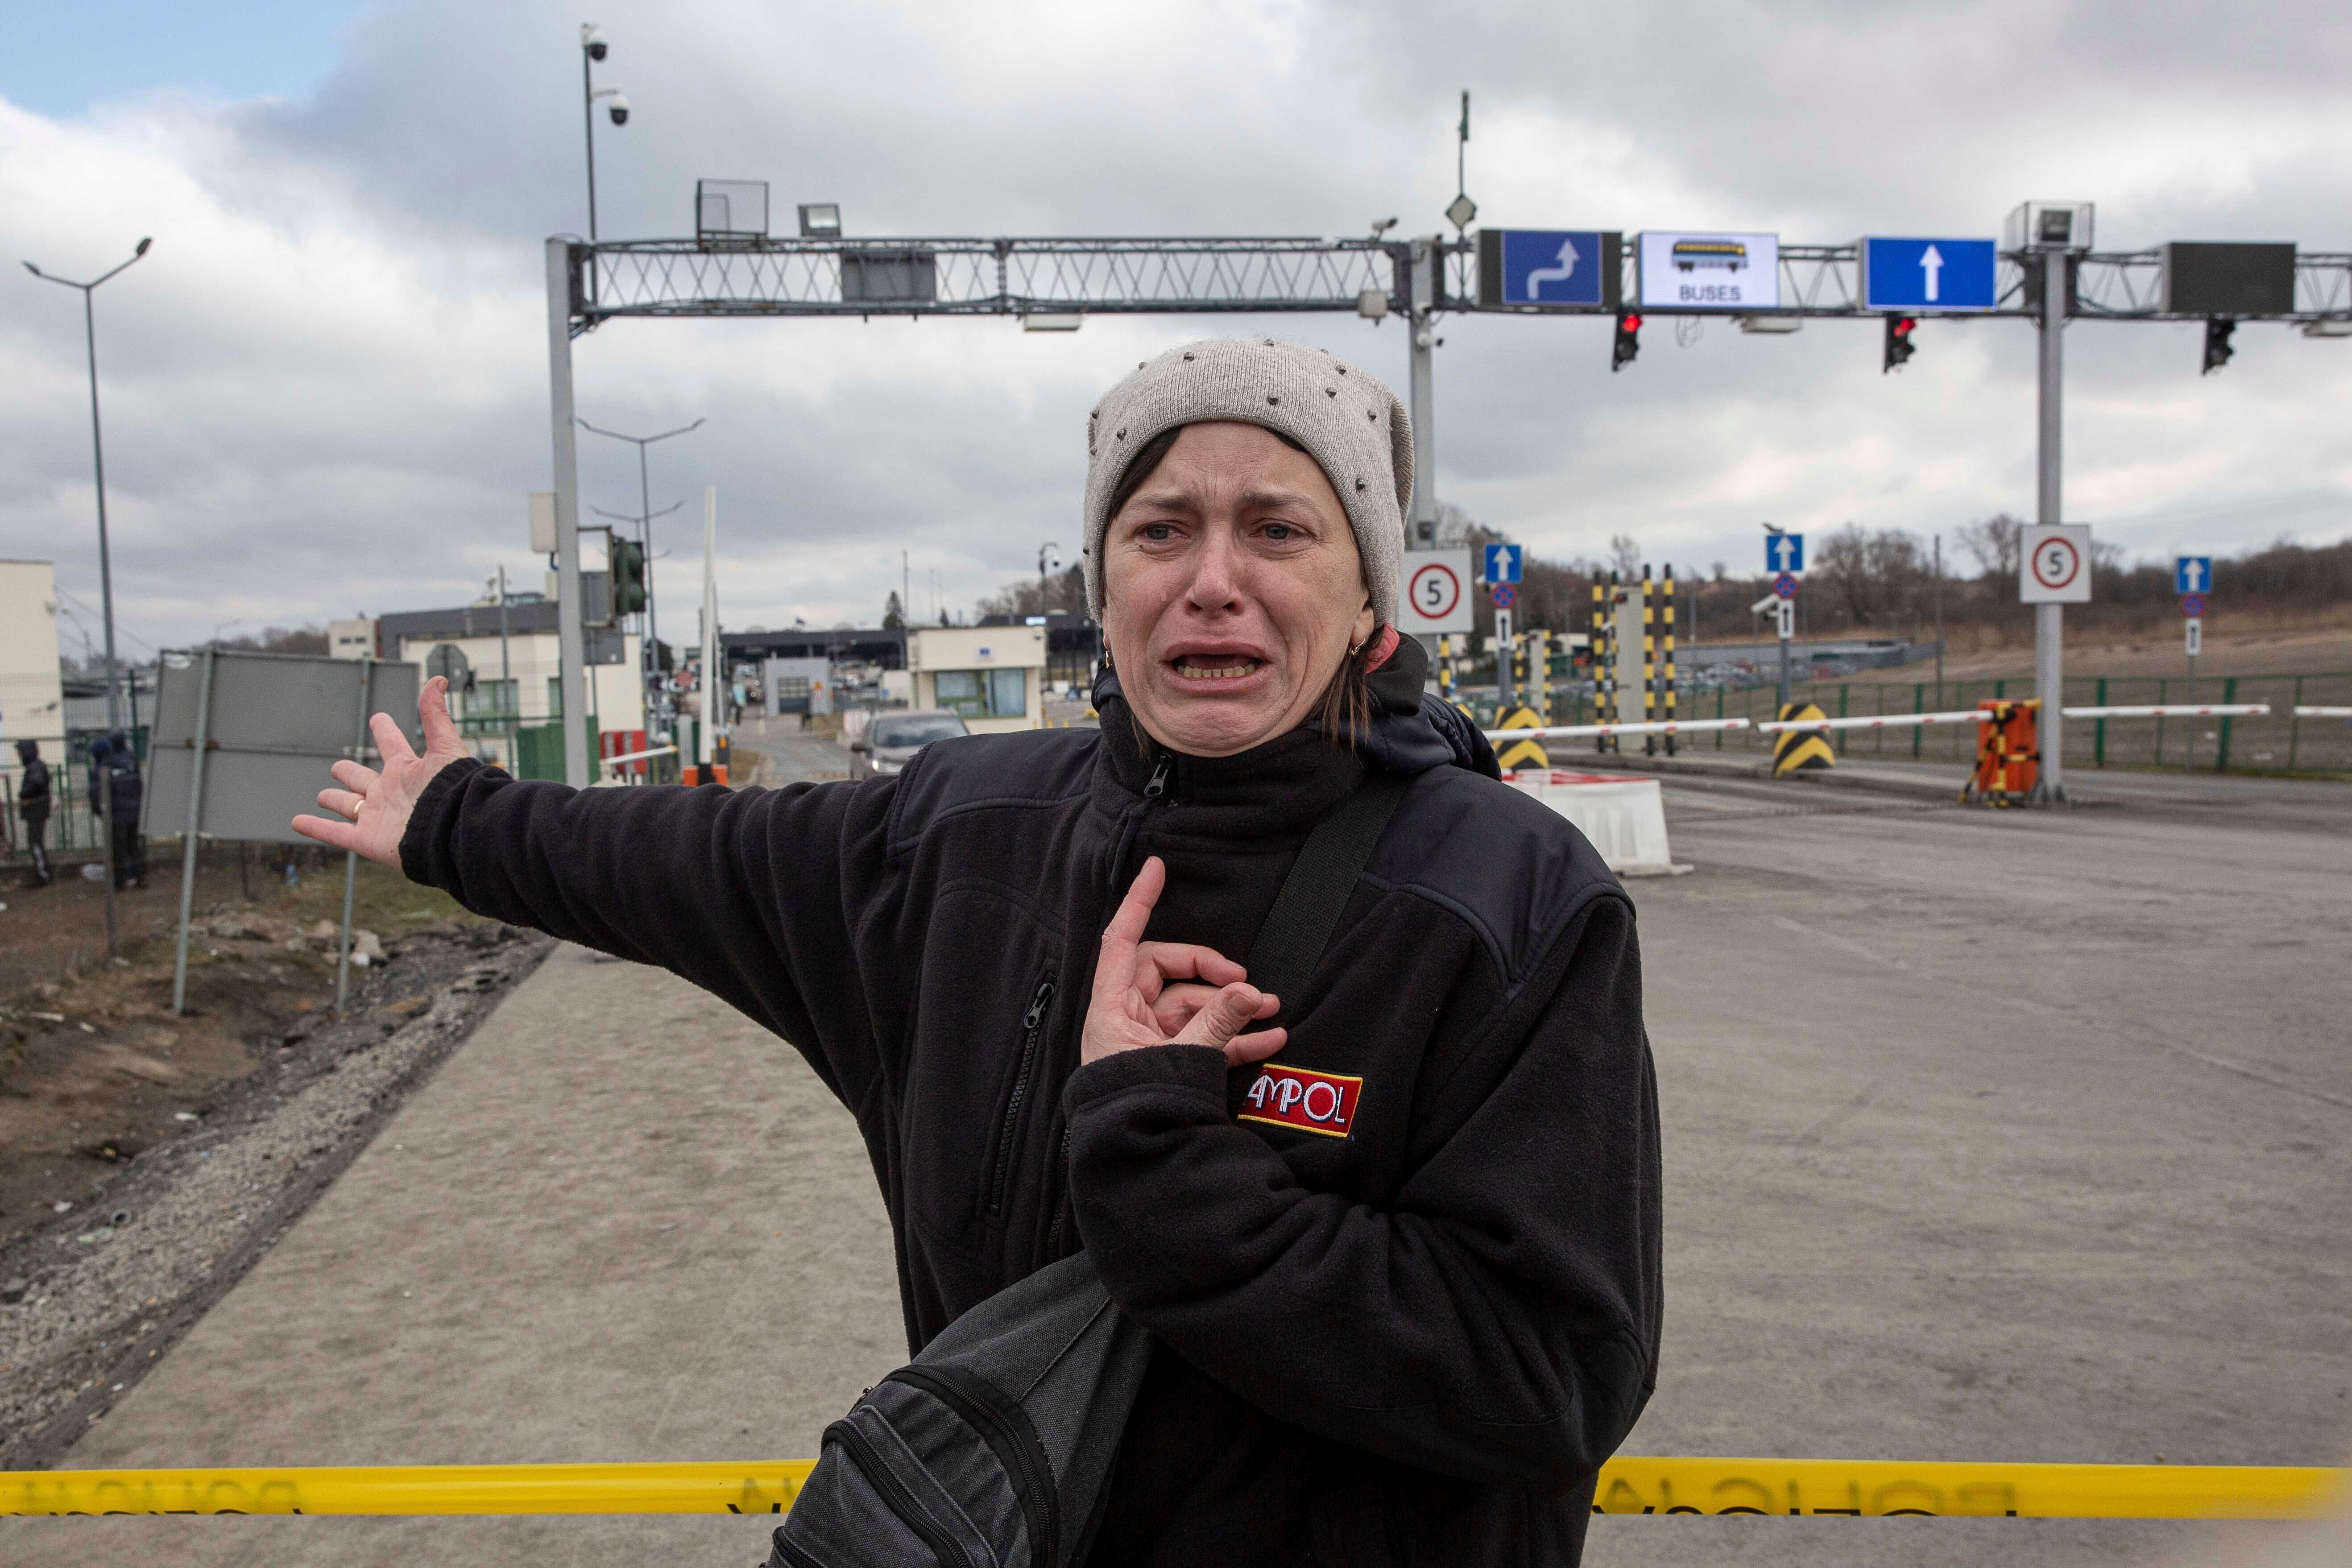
[1238,1063,1362,1139]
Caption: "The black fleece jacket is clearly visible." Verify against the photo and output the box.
[400,641,1662,1567]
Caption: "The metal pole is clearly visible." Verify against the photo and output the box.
[1777,605,1793,713]
[498,564,515,767]
[546,238,592,788]
[1494,607,1514,708]
[79,289,125,952]
[170,648,217,1015]
[2184,645,2196,774]
[638,442,656,710]
[2034,245,2067,802]
[335,659,371,1012]
[582,47,598,248]
[1406,239,1438,546]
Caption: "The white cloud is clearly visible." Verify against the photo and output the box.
[2,0,2348,656]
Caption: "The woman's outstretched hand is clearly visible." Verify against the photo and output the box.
[1082,856,1286,1069]
[291,677,470,869]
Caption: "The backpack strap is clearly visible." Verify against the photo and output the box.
[1244,770,1410,1027]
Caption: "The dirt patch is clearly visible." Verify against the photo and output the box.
[0,921,551,1470]
[0,856,475,1236]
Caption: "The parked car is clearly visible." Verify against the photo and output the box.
[850,709,969,778]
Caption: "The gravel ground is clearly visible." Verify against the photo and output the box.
[0,923,551,1470]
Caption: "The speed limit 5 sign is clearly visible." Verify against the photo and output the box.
[2019,524,2094,604]
[1398,548,1474,634]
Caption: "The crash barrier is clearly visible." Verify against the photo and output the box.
[1968,699,2041,804]
[1492,705,1551,771]
[1755,703,2272,732]
[1503,770,1686,877]
[1771,703,1835,775]
[6,1457,2341,1519]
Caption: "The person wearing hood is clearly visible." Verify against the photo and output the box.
[14,738,53,887]
[98,730,145,889]
[296,338,1661,1566]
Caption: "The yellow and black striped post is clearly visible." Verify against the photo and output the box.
[1772,702,1837,774]
[1436,634,1455,703]
[1640,565,1657,754]
[1589,578,1611,753]
[1494,704,1549,771]
[1660,565,1678,756]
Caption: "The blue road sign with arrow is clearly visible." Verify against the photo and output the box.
[1861,237,1998,312]
[1765,533,1805,575]
[1484,543,1524,583]
[1498,231,1607,307]
[2174,555,2213,595]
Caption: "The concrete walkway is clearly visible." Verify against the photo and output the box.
[12,942,901,1565]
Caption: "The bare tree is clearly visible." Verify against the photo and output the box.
[1608,534,1643,582]
[974,563,1088,621]
[1955,513,2024,580]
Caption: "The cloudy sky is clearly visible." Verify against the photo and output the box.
[4,0,2348,654]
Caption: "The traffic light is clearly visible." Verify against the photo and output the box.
[1882,314,1917,373]
[611,537,647,614]
[1611,312,1641,372]
[2201,317,2235,375]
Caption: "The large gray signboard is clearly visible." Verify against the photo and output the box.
[145,650,421,846]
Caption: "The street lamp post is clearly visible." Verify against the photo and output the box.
[579,416,702,736]
[25,235,152,956]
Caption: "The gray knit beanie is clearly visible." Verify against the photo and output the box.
[1081,337,1412,624]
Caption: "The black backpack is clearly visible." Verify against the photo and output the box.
[767,773,1406,1568]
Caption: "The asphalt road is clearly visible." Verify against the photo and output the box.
[13,746,2347,1565]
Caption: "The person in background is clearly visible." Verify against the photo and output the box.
[101,732,144,890]
[14,738,52,887]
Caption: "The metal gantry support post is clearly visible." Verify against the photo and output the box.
[1406,237,1440,546]
[2034,245,2069,803]
[545,239,593,788]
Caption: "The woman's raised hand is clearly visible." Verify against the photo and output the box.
[291,677,471,869]
[1082,856,1287,1068]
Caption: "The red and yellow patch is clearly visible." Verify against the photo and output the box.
[1238,1063,1362,1139]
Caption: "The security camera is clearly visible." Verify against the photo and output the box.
[608,92,629,126]
[581,23,608,60]
[587,38,608,60]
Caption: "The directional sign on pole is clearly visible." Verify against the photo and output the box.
[1860,237,1999,311]
[1483,543,1523,584]
[2174,555,2213,595]
[1397,548,1473,635]
[1478,230,1619,308]
[1764,533,1805,575]
[2020,524,2093,604]
[2185,617,2203,657]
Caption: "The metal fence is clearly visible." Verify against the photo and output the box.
[1673,672,2352,774]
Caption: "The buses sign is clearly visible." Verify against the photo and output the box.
[1637,231,1781,311]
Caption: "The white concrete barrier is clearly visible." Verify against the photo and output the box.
[1504,770,1690,878]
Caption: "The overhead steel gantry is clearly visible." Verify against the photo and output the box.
[541,231,2352,788]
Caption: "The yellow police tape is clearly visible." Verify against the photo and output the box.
[4,1457,2343,1520]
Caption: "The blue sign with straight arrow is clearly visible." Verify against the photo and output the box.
[1764,533,1805,575]
[2174,555,2212,595]
[1861,237,1998,312]
[1484,543,1524,583]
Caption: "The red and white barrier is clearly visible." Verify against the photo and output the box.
[1755,709,1990,735]
[1503,770,1689,878]
[1482,718,1752,743]
[2292,706,2352,718]
[2061,703,2269,720]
